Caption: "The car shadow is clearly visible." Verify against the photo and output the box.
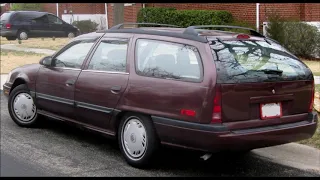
[35,117,320,177]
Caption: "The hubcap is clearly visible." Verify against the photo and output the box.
[68,33,75,38]
[121,118,147,160]
[13,93,36,122]
[20,32,28,40]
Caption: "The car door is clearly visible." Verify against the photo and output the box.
[47,14,65,37]
[74,34,132,130]
[30,15,50,37]
[35,37,98,120]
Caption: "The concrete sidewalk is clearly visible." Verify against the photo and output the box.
[253,143,320,172]
[1,44,56,55]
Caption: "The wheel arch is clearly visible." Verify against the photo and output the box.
[110,110,156,138]
[10,76,29,95]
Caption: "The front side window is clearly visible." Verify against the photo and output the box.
[48,14,63,24]
[53,39,96,69]
[135,39,202,81]
[88,39,128,72]
[210,40,312,83]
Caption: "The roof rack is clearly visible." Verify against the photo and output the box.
[109,23,181,30]
[97,23,267,43]
[183,25,265,38]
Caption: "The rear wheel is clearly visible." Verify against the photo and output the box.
[6,36,16,41]
[118,113,160,168]
[17,30,28,40]
[8,84,39,127]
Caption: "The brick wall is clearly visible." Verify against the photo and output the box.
[42,3,106,18]
[107,3,143,28]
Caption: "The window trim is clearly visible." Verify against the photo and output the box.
[134,38,204,83]
[85,37,130,74]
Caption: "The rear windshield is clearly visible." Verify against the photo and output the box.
[210,40,313,83]
[0,12,12,21]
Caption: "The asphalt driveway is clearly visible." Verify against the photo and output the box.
[1,92,319,177]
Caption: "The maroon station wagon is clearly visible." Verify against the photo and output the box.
[3,23,318,168]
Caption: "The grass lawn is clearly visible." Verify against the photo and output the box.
[0,37,70,51]
[301,59,320,76]
[0,49,46,74]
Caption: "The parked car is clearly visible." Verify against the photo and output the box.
[3,23,318,168]
[0,11,80,40]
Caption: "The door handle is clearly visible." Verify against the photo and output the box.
[66,79,75,86]
[110,86,121,94]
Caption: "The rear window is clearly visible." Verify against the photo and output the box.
[0,12,12,21]
[210,40,313,83]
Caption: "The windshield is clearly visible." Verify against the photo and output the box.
[0,12,12,21]
[210,40,313,83]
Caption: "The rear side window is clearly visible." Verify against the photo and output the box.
[135,39,202,82]
[210,40,312,83]
[0,12,12,21]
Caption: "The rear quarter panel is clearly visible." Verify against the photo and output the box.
[117,34,216,123]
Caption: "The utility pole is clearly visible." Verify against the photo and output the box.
[113,3,124,26]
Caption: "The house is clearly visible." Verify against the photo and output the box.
[2,3,319,31]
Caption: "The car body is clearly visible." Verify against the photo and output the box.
[3,24,318,168]
[0,11,80,40]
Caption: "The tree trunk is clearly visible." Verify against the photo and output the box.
[113,3,124,26]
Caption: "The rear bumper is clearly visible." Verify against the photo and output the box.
[152,112,318,152]
[0,29,17,37]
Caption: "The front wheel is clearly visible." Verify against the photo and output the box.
[8,84,39,127]
[118,113,160,168]
[67,32,76,38]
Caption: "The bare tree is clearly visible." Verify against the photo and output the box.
[113,3,124,25]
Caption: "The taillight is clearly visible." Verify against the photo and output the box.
[5,23,11,29]
[309,81,315,112]
[236,34,250,39]
[211,85,222,123]
[181,109,196,117]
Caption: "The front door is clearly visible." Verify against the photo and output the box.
[35,38,98,119]
[74,35,131,130]
[47,14,65,37]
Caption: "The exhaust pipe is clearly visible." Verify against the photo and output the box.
[200,153,212,161]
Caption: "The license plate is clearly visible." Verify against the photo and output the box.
[260,102,282,120]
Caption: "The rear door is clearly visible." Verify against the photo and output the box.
[210,39,314,128]
[121,35,213,123]
[74,34,132,130]
[30,15,50,37]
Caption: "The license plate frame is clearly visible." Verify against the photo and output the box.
[260,102,282,120]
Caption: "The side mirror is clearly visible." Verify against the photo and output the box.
[39,56,53,66]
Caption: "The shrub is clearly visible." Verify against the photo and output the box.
[267,14,320,59]
[10,3,42,11]
[137,7,233,27]
[72,20,99,34]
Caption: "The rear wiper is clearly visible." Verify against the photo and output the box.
[258,69,283,75]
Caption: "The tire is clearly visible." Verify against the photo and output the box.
[17,30,28,40]
[6,36,16,41]
[118,113,160,168]
[67,32,76,38]
[8,84,39,127]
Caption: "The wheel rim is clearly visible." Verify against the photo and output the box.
[121,117,147,160]
[19,32,28,40]
[68,33,75,38]
[13,93,36,122]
